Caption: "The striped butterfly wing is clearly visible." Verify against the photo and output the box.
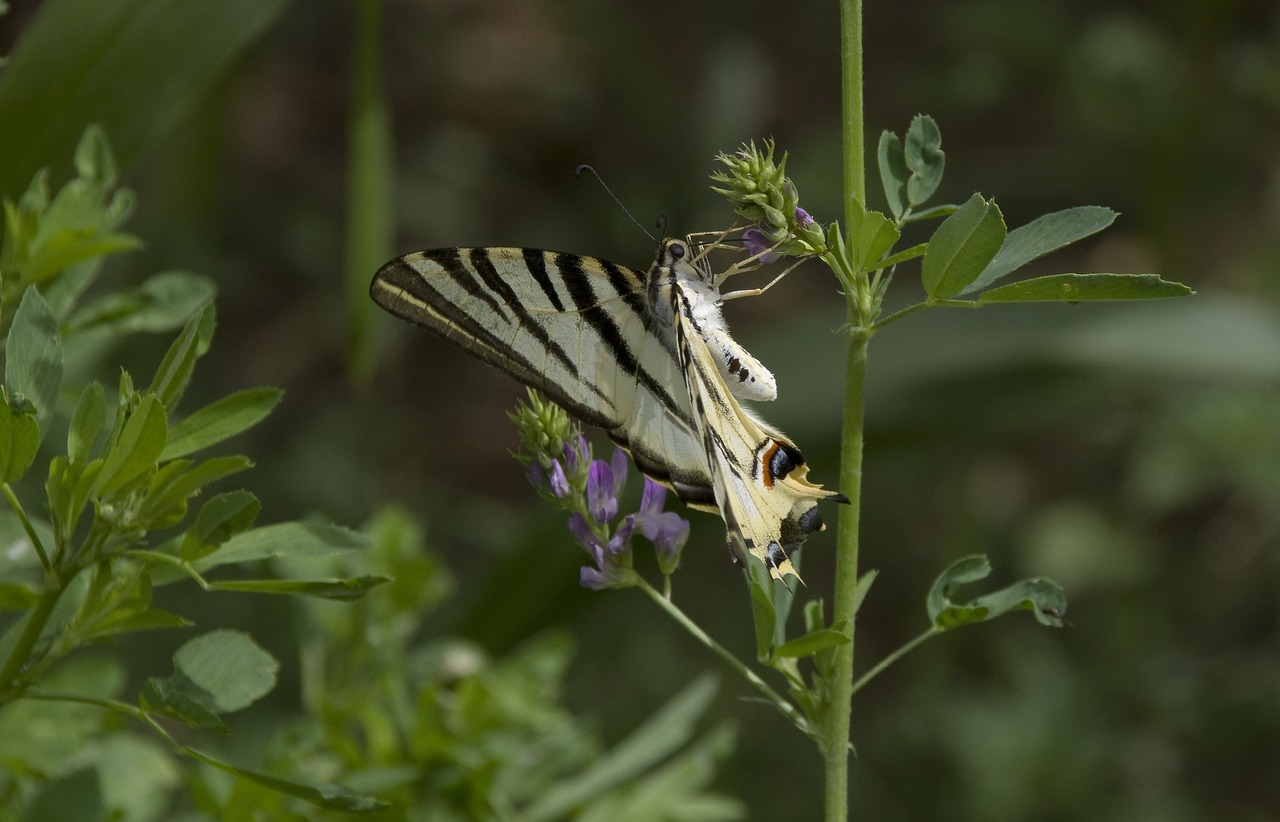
[658,241,846,580]
[371,247,717,508]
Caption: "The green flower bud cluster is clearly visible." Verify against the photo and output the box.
[508,388,572,468]
[711,140,826,257]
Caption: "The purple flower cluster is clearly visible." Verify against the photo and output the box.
[528,434,690,591]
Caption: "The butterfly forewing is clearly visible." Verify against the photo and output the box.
[371,247,717,507]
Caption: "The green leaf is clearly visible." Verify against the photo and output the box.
[902,203,960,223]
[522,675,718,822]
[172,629,278,713]
[67,381,106,463]
[180,490,261,561]
[182,747,388,813]
[927,554,1068,630]
[975,272,1194,303]
[66,270,216,335]
[963,206,1118,295]
[0,580,39,610]
[207,575,391,601]
[193,521,372,573]
[748,577,776,660]
[73,122,118,185]
[0,0,293,196]
[5,287,63,438]
[850,206,900,272]
[877,130,909,219]
[160,387,282,461]
[0,394,39,482]
[139,677,227,731]
[904,114,945,206]
[866,242,927,273]
[921,193,1006,299]
[851,568,878,617]
[85,607,191,640]
[136,455,253,530]
[774,626,851,659]
[94,393,166,495]
[148,304,214,412]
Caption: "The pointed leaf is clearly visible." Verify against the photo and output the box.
[160,387,282,461]
[94,393,166,495]
[904,115,945,206]
[67,381,106,463]
[207,575,391,600]
[148,304,214,411]
[866,242,927,273]
[963,206,1118,295]
[976,272,1194,303]
[921,193,1006,299]
[180,490,261,561]
[136,456,254,534]
[774,626,851,659]
[5,287,63,439]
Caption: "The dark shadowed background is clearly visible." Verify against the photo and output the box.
[2,0,1278,818]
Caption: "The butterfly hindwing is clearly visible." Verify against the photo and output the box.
[654,241,845,580]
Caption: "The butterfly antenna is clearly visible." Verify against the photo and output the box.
[575,163,660,244]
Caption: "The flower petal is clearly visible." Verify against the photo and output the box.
[586,459,618,523]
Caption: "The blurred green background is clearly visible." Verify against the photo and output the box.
[2,0,1278,818]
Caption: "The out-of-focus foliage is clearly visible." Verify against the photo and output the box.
[2,0,1277,819]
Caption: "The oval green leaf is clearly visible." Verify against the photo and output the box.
[921,193,1006,299]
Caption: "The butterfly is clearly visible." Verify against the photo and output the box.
[370,236,845,579]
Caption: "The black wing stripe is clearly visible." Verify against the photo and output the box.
[523,248,566,312]
[468,249,586,387]
[424,248,508,322]
[373,261,619,420]
[558,253,694,428]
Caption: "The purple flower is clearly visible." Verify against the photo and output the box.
[586,448,629,523]
[563,435,590,474]
[795,206,814,226]
[570,512,636,590]
[742,226,780,264]
[549,460,571,498]
[528,462,547,490]
[630,478,690,569]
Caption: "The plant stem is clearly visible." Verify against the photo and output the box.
[841,0,866,223]
[636,578,813,736]
[0,578,62,692]
[827,1,865,820]
[2,483,49,570]
[849,628,935,696]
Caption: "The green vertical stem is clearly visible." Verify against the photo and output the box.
[345,0,395,382]
[828,1,866,820]
[841,0,866,221]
